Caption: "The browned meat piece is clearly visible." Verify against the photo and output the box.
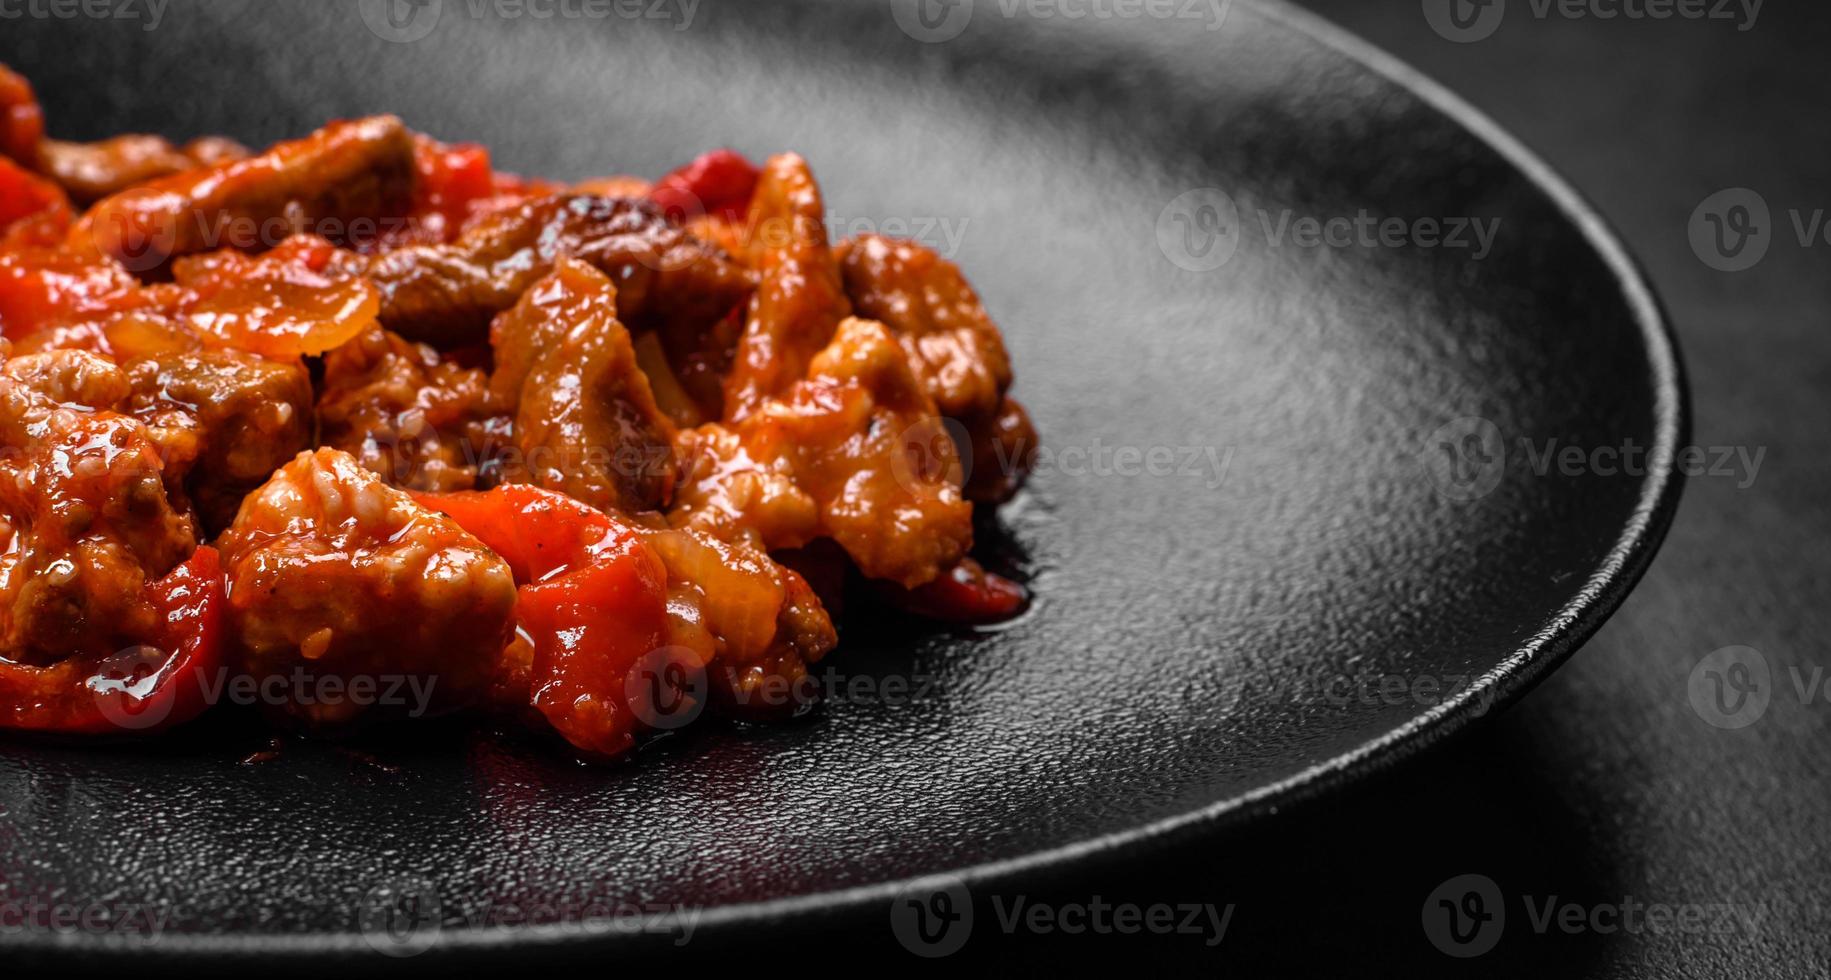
[668,421,820,549]
[721,154,851,422]
[362,194,753,349]
[837,234,1012,421]
[125,351,314,533]
[318,325,505,492]
[80,116,414,269]
[963,396,1039,503]
[490,258,678,514]
[651,305,742,423]
[0,347,131,445]
[837,233,1037,502]
[40,134,251,204]
[0,351,196,665]
[640,525,836,717]
[764,317,973,586]
[677,317,973,589]
[218,449,518,730]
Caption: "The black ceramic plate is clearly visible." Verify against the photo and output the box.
[0,0,1683,967]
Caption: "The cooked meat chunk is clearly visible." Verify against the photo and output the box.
[765,317,972,586]
[40,134,250,205]
[963,396,1038,503]
[490,258,678,514]
[80,116,414,269]
[837,234,1012,421]
[641,525,836,716]
[0,347,131,444]
[838,233,1036,502]
[126,350,313,533]
[218,449,517,729]
[668,421,820,549]
[319,325,505,492]
[721,154,850,422]
[362,194,753,349]
[679,317,973,588]
[0,352,197,665]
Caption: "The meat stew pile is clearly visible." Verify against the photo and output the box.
[0,65,1035,760]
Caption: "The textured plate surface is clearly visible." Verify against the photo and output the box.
[0,0,1683,964]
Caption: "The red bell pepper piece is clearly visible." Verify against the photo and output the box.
[0,155,66,233]
[0,63,44,167]
[0,246,149,340]
[408,134,495,239]
[415,485,698,760]
[892,557,1029,625]
[648,148,760,225]
[0,546,226,735]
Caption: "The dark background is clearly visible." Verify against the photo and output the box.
[927,0,1828,975]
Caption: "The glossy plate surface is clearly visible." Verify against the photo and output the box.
[0,0,1683,964]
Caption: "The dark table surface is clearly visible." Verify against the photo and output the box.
[925,1,1826,975]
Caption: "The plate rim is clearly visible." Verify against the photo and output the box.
[2,0,1689,961]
